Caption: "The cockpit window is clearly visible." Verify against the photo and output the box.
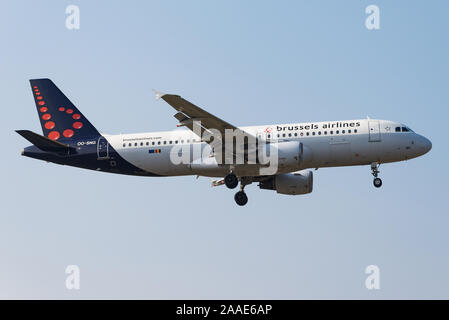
[396,126,414,133]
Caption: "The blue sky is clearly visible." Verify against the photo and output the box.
[0,0,448,298]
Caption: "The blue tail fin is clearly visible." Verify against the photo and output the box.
[30,79,99,140]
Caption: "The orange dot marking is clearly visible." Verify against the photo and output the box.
[44,121,55,130]
[63,129,74,138]
[73,121,83,129]
[48,131,60,140]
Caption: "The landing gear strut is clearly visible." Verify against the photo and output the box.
[371,162,382,188]
[234,177,251,206]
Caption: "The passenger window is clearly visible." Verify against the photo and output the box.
[294,133,297,137]
[336,130,339,134]
[288,133,291,137]
[181,140,184,143]
[402,127,409,132]
[306,132,309,136]
[123,143,126,147]
[163,141,167,144]
[342,130,345,134]
[395,127,401,132]
[169,141,172,144]
[318,131,321,135]
[354,129,357,133]
[282,133,286,137]
[330,131,333,134]
[152,142,155,145]
[300,132,304,136]
[312,132,315,136]
[324,131,327,135]
[348,130,351,133]
[128,143,132,147]
[175,140,178,144]
[134,143,138,147]
[157,141,161,145]
[146,142,149,146]
[140,142,143,146]
[187,139,190,143]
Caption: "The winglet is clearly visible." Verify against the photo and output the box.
[152,89,166,100]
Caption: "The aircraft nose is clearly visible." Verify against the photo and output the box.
[423,137,432,153]
[417,135,432,155]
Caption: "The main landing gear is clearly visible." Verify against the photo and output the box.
[224,172,238,189]
[234,190,248,206]
[225,173,249,206]
[371,162,382,188]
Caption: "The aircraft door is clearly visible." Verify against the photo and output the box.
[97,136,109,159]
[368,121,381,142]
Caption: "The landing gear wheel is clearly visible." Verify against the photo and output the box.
[224,173,238,189]
[234,191,248,206]
[373,178,382,188]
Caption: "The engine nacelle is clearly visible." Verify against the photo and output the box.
[275,141,301,169]
[267,141,312,172]
[259,170,313,195]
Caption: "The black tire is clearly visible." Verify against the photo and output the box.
[234,191,248,206]
[373,178,382,188]
[224,173,238,189]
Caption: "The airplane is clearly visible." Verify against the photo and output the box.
[17,79,432,206]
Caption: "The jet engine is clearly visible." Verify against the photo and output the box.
[262,141,312,172]
[259,170,313,195]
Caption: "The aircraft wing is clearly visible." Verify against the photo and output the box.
[154,90,249,139]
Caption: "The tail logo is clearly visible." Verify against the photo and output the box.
[34,84,84,140]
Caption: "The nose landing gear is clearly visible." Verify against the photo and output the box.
[371,162,382,188]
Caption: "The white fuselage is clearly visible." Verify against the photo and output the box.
[104,119,431,177]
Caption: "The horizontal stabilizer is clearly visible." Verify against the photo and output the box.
[16,130,76,154]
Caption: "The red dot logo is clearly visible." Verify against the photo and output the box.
[44,121,55,130]
[59,107,65,112]
[73,121,83,129]
[72,114,81,120]
[42,114,51,120]
[35,92,40,95]
[37,96,43,100]
[63,129,74,138]
[33,86,38,89]
[48,131,60,140]
[66,109,73,114]
[38,101,45,106]
[40,107,48,112]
